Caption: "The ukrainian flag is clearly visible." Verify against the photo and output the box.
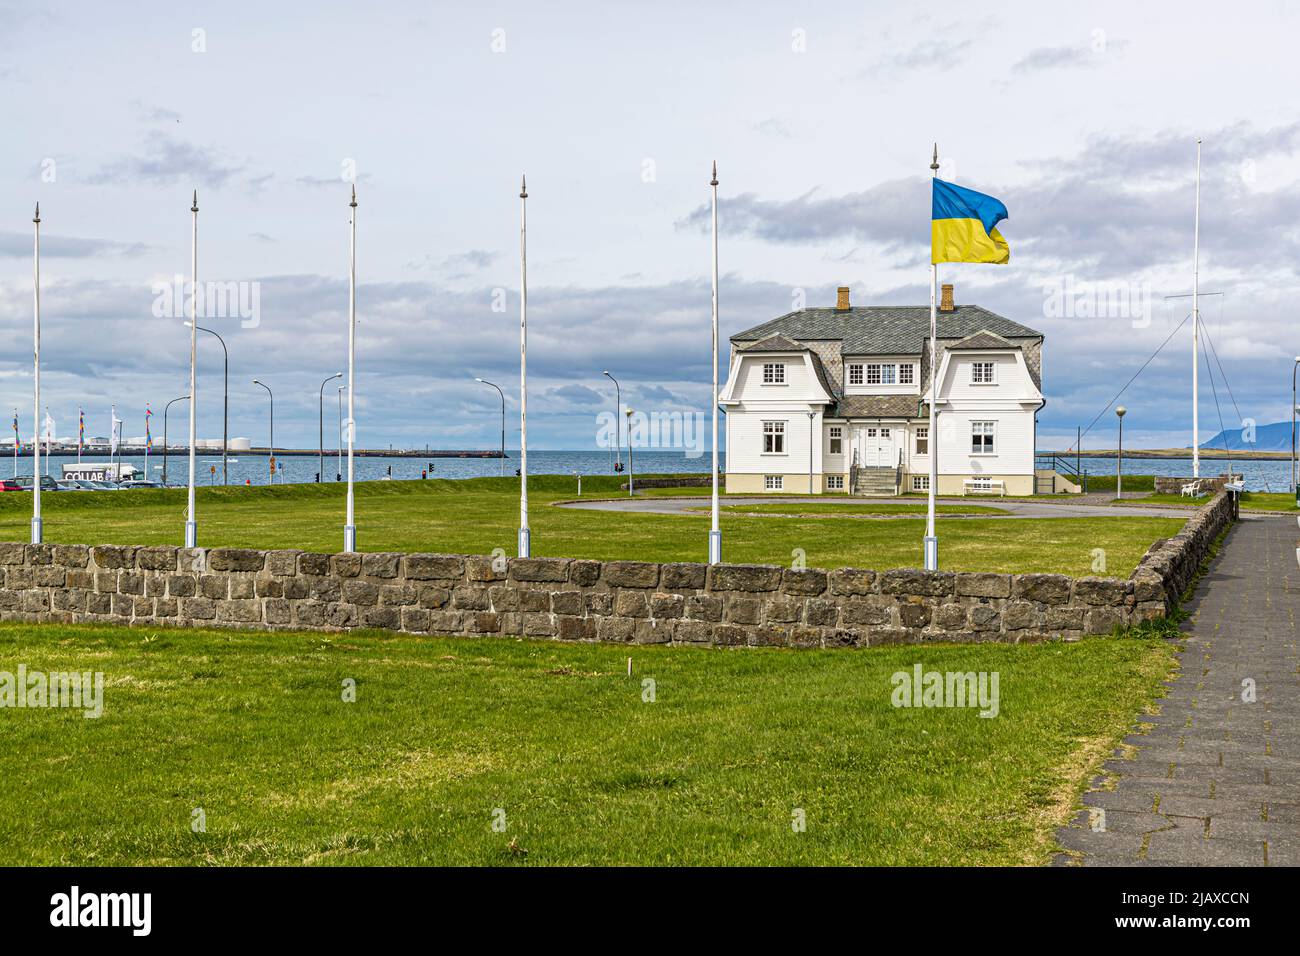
[931,179,1010,264]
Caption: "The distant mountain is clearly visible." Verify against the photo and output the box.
[1201,420,1293,452]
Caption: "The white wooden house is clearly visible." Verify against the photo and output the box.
[719,284,1051,496]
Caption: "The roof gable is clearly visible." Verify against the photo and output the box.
[732,305,1041,355]
[948,329,1018,350]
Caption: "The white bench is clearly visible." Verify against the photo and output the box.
[963,479,1005,497]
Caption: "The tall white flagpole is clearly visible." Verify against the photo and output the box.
[924,146,940,571]
[344,185,358,552]
[1191,138,1201,478]
[708,161,722,564]
[518,175,531,558]
[31,203,42,544]
[185,191,198,547]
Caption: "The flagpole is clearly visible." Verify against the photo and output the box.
[78,407,82,463]
[44,407,50,477]
[1191,138,1201,478]
[185,191,198,548]
[518,175,531,558]
[344,185,358,553]
[924,146,939,571]
[31,203,42,544]
[708,161,722,565]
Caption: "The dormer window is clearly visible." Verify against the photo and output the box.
[971,361,996,385]
[899,363,915,385]
[762,363,786,385]
[847,364,863,386]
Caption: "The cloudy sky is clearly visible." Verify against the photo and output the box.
[2,0,1297,451]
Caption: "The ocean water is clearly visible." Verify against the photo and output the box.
[16,449,723,487]
[12,450,1288,492]
[1053,457,1288,493]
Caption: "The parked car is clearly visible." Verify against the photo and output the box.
[11,475,60,491]
[118,479,164,489]
[56,480,86,491]
[0,478,22,492]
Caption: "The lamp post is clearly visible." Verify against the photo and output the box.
[603,370,621,472]
[318,372,342,482]
[475,378,506,477]
[625,407,634,495]
[1116,405,1127,500]
[162,395,188,486]
[186,322,228,485]
[808,410,815,495]
[252,380,273,484]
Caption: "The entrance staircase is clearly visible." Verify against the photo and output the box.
[849,450,902,496]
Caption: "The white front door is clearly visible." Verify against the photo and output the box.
[855,425,895,468]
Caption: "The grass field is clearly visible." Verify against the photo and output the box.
[0,622,1177,866]
[1116,491,1295,512]
[0,475,1183,575]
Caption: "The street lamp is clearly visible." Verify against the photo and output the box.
[625,407,635,495]
[603,371,622,472]
[162,395,188,486]
[185,321,228,485]
[252,380,273,484]
[475,378,506,477]
[808,410,816,494]
[1116,405,1127,499]
[318,372,342,482]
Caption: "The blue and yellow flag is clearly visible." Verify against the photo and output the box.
[931,179,1010,264]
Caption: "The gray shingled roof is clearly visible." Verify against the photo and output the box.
[948,329,1017,350]
[736,334,803,352]
[732,305,1041,355]
[828,395,921,419]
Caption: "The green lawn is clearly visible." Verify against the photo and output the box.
[0,476,1183,575]
[0,622,1176,866]
[1115,491,1294,512]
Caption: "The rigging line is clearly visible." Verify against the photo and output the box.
[1197,320,1245,428]
[1071,311,1192,450]
[1201,338,1232,466]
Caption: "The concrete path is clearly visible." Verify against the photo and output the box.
[557,495,1194,520]
[1054,514,1300,866]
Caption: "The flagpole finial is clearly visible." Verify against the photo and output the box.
[33,202,40,223]
[350,183,357,208]
[520,175,527,199]
[191,190,198,212]
[930,144,940,172]
[710,161,718,187]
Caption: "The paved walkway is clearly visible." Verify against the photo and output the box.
[558,495,1194,520]
[1054,514,1300,866]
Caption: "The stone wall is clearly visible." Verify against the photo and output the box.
[0,495,1233,648]
[1152,474,1239,495]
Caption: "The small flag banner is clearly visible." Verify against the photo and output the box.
[145,406,153,451]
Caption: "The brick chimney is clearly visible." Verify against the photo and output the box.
[835,286,851,311]
[939,283,954,312]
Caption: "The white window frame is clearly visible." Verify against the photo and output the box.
[828,426,843,456]
[970,361,996,385]
[880,364,897,385]
[865,363,883,385]
[912,474,930,492]
[764,474,784,491]
[898,363,915,385]
[915,425,929,456]
[971,420,996,455]
[826,474,844,491]
[847,363,864,386]
[762,362,786,385]
[762,420,786,455]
